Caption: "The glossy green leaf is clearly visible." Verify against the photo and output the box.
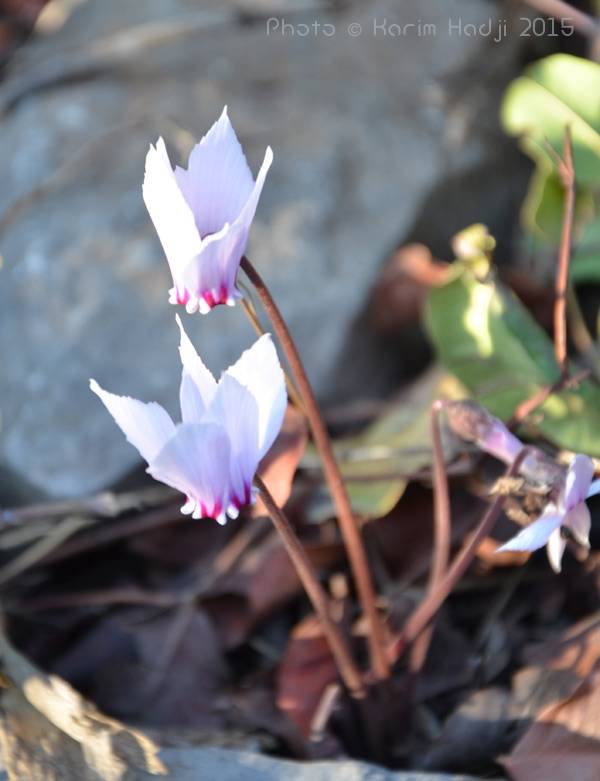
[425,258,600,456]
[502,54,600,243]
[571,215,600,283]
[502,54,600,186]
[521,163,564,242]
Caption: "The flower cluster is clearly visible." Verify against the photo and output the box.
[93,109,284,522]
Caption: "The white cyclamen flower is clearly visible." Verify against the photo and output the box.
[498,454,600,572]
[91,316,286,524]
[143,107,272,314]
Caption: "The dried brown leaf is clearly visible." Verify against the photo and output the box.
[254,405,308,516]
[276,614,339,739]
[88,607,228,728]
[368,244,449,334]
[504,669,600,781]
[505,614,600,780]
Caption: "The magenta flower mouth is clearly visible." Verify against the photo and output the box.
[182,496,226,525]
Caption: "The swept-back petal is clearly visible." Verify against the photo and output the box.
[209,374,260,506]
[175,314,217,420]
[497,509,564,553]
[90,379,175,464]
[234,145,273,232]
[148,422,231,523]
[142,138,202,286]
[224,334,286,457]
[175,107,255,236]
[566,501,591,548]
[547,527,567,573]
[587,478,600,498]
[564,454,595,509]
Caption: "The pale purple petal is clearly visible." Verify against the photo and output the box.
[564,454,595,509]
[180,222,246,313]
[175,314,217,420]
[233,146,273,232]
[587,478,600,498]
[478,420,524,465]
[175,107,254,236]
[497,509,564,553]
[169,109,272,313]
[142,138,202,297]
[90,379,175,464]
[180,373,206,426]
[209,374,260,509]
[224,334,286,457]
[546,527,567,573]
[148,423,231,524]
[565,501,591,548]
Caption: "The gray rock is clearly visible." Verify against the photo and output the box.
[158,746,480,781]
[0,631,493,780]
[0,0,514,497]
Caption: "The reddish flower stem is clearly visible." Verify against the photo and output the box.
[554,127,576,375]
[387,447,533,664]
[428,401,452,593]
[408,400,452,675]
[508,368,590,430]
[254,475,366,699]
[242,256,390,681]
[507,129,580,430]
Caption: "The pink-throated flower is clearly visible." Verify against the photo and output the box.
[498,453,600,572]
[90,316,286,524]
[143,107,272,314]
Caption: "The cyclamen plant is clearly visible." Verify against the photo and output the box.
[92,108,374,697]
[91,105,595,728]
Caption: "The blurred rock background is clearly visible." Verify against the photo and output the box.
[0,0,574,499]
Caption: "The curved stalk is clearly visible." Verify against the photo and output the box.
[241,256,390,681]
[387,447,533,664]
[254,475,366,699]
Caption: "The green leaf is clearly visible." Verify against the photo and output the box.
[302,368,466,518]
[502,54,600,187]
[424,257,600,456]
[502,54,600,243]
[571,215,600,283]
[520,161,595,243]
